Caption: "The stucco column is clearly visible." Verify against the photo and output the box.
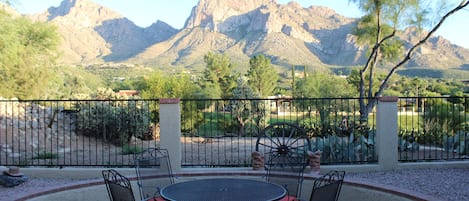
[159,98,181,171]
[376,96,398,171]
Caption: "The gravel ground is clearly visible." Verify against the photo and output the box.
[346,167,469,201]
[1,178,88,201]
[1,167,468,201]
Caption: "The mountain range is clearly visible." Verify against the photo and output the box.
[25,0,469,73]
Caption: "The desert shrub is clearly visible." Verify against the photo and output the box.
[196,121,223,137]
[398,129,421,151]
[216,116,237,135]
[443,131,469,155]
[181,101,204,132]
[34,151,59,159]
[121,144,145,155]
[422,99,466,145]
[76,100,151,146]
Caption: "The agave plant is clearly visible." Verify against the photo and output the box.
[398,129,420,152]
[398,138,420,152]
[310,128,376,163]
[443,131,469,155]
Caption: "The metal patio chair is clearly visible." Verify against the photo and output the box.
[265,153,309,201]
[102,169,136,201]
[134,148,174,201]
[309,170,345,201]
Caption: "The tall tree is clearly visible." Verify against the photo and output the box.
[295,71,354,98]
[246,54,279,97]
[141,72,203,129]
[0,10,59,99]
[202,52,237,98]
[141,72,199,99]
[349,0,469,123]
[295,72,354,129]
[230,77,265,136]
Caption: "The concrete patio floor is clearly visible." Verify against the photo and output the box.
[25,177,416,201]
[16,168,434,201]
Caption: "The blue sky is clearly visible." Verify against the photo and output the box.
[12,0,469,48]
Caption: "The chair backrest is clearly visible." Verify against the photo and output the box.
[309,170,345,201]
[102,169,136,201]
[134,148,174,200]
[265,153,308,198]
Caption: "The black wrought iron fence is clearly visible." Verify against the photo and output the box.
[179,98,378,167]
[0,99,159,167]
[0,97,466,167]
[397,96,468,161]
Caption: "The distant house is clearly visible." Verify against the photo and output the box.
[292,65,306,78]
[267,95,293,114]
[118,90,139,97]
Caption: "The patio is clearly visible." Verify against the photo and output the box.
[7,168,446,201]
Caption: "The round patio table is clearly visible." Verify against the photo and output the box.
[160,178,286,201]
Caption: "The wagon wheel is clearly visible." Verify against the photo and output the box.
[255,122,312,158]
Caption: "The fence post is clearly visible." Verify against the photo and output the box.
[159,98,181,171]
[376,96,398,171]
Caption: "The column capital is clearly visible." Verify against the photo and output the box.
[378,96,398,102]
[159,98,180,104]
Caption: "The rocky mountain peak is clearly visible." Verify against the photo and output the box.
[184,0,354,41]
[307,6,344,18]
[28,0,177,64]
[185,0,276,30]
[47,0,123,27]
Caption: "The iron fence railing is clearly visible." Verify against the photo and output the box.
[0,97,467,167]
[0,99,159,167]
[179,98,377,166]
[397,97,468,162]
